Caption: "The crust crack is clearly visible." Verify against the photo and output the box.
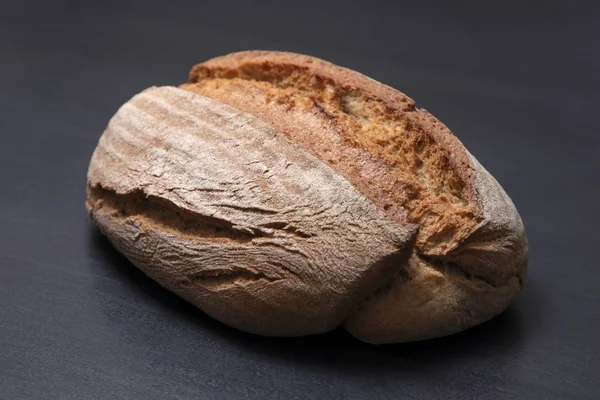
[189,268,281,290]
[87,185,257,243]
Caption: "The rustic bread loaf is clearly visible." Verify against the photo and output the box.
[87,51,528,343]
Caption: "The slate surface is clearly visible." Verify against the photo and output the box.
[1,1,599,399]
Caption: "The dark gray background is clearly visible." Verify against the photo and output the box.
[1,0,599,399]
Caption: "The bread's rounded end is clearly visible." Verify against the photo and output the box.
[343,253,524,344]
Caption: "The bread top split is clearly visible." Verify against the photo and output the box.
[88,51,528,343]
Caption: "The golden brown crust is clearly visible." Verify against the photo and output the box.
[190,51,478,207]
[86,51,528,344]
[184,51,482,255]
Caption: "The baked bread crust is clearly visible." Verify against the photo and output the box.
[184,51,480,255]
[87,86,416,336]
[87,51,528,343]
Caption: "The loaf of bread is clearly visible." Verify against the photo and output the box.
[87,51,528,343]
